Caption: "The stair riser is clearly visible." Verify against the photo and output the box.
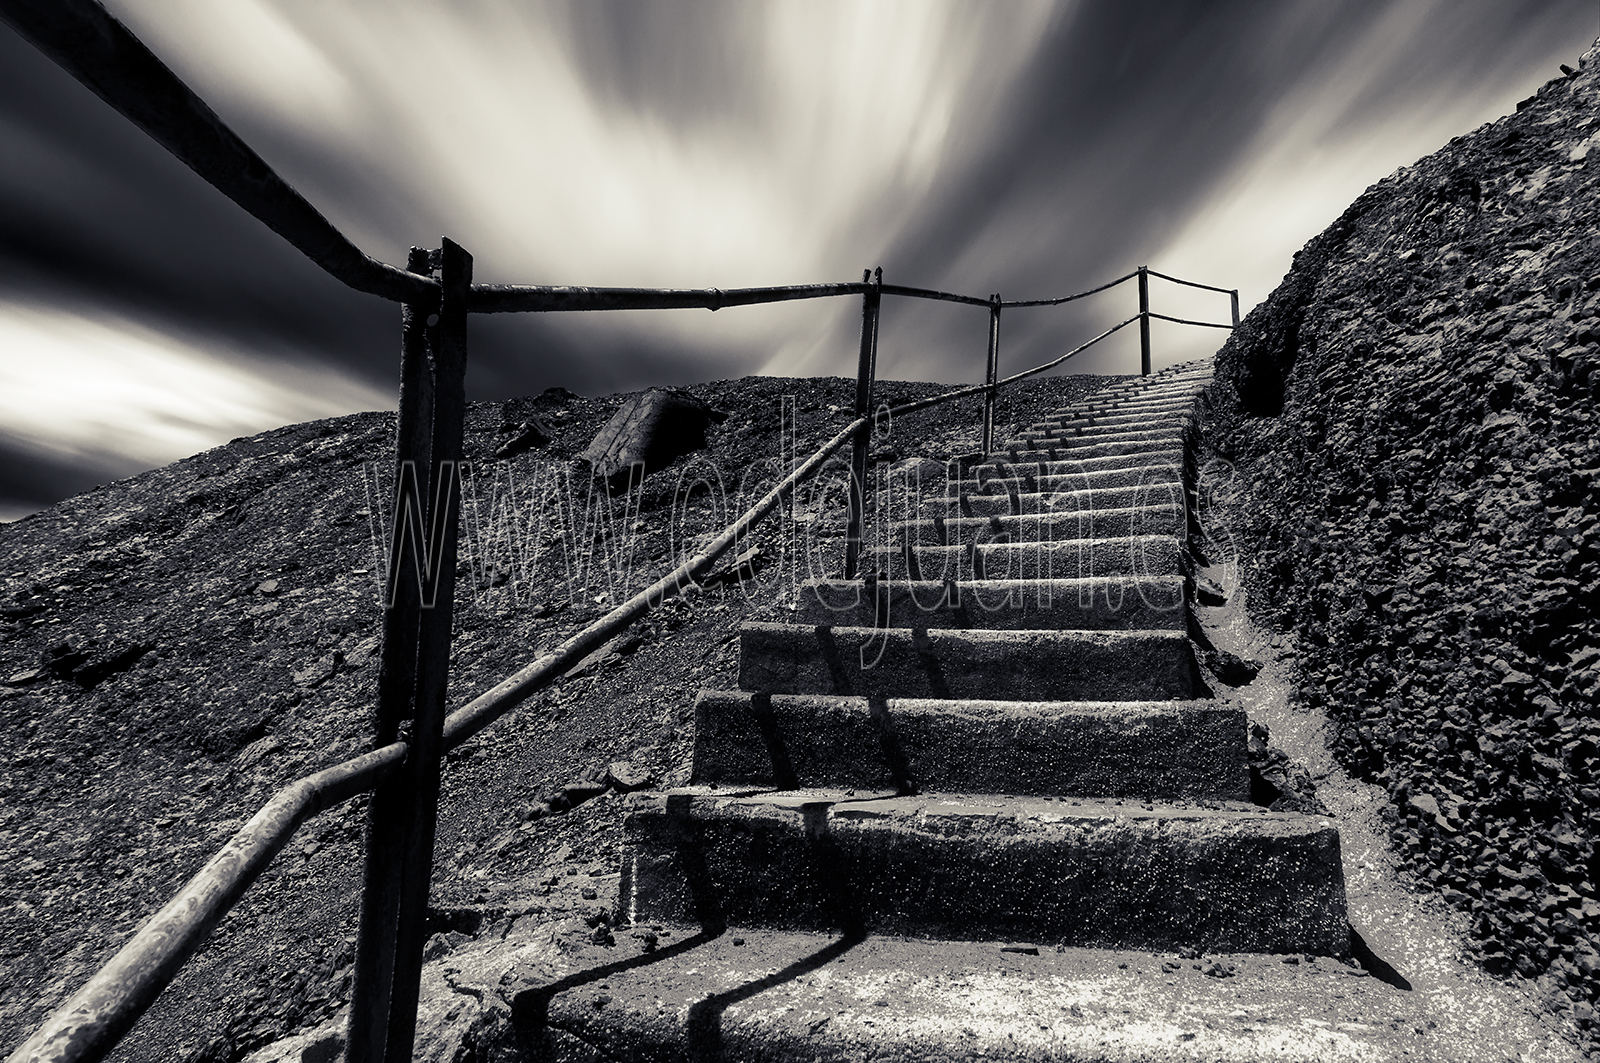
[944,461,1185,497]
[1076,381,1208,406]
[919,483,1184,519]
[1052,398,1196,418]
[692,692,1250,799]
[956,449,1185,487]
[868,535,1183,581]
[795,578,1186,630]
[995,429,1188,460]
[620,796,1347,953]
[953,470,1187,499]
[738,624,1201,701]
[1017,417,1190,443]
[894,506,1184,547]
[980,438,1188,467]
[1048,409,1195,430]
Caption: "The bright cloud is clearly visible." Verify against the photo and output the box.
[0,298,389,471]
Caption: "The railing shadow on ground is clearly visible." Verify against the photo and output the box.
[0,3,1238,1061]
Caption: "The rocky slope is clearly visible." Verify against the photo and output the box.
[1204,35,1600,1045]
[0,370,1117,1062]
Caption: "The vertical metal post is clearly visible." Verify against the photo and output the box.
[981,294,1002,457]
[1230,289,1241,329]
[843,267,881,581]
[348,246,436,1063]
[346,239,471,1063]
[1137,266,1151,376]
[383,237,471,1063]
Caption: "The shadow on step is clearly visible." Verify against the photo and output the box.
[684,933,866,1063]
[1351,925,1413,991]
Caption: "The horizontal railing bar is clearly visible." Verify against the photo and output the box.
[469,280,1005,314]
[876,283,992,308]
[883,315,1142,420]
[467,281,868,314]
[1146,311,1234,329]
[1143,268,1235,295]
[6,742,408,1063]
[1000,271,1139,308]
[0,0,437,307]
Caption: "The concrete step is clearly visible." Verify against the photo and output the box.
[737,623,1201,701]
[891,505,1185,548]
[1042,408,1195,431]
[1055,396,1197,417]
[691,691,1249,799]
[866,534,1183,581]
[951,465,1187,501]
[1016,415,1190,443]
[795,577,1187,630]
[522,929,1536,1063]
[994,428,1188,461]
[918,478,1184,519]
[956,448,1185,488]
[1086,373,1210,400]
[619,789,1347,952]
[983,436,1188,465]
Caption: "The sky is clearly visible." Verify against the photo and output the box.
[1,0,1596,522]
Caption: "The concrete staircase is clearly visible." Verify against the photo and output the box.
[617,359,1348,957]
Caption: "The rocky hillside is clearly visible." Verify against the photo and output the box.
[0,371,1116,1062]
[1205,35,1600,1042]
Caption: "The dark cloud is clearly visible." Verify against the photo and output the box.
[875,0,1598,382]
[0,433,139,511]
[3,1,1597,520]
[874,0,1387,379]
[547,0,766,133]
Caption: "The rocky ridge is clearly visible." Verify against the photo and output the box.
[1205,35,1600,1044]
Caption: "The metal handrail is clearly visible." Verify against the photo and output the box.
[1147,311,1236,329]
[1144,267,1236,295]
[0,0,436,305]
[1000,270,1141,308]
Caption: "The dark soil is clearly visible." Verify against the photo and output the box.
[0,369,1120,1062]
[1204,36,1600,1045]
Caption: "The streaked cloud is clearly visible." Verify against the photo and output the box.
[0,296,389,513]
[1,0,1596,519]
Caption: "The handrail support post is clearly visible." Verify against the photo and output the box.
[346,239,472,1063]
[1231,289,1241,329]
[981,294,1002,456]
[1138,266,1151,376]
[844,267,881,581]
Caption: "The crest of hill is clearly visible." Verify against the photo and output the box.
[1205,35,1600,1040]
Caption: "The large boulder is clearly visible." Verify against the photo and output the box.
[578,388,723,490]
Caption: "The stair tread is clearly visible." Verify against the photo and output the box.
[795,576,1187,630]
[692,690,1249,798]
[636,786,1277,820]
[531,927,1486,1063]
[738,622,1201,701]
[620,787,1347,950]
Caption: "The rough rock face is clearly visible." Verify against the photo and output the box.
[1205,36,1600,1036]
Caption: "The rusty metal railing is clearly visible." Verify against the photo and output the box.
[0,3,1238,1061]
